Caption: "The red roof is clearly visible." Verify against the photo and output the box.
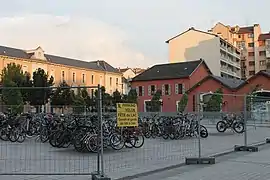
[258,33,270,41]
[237,26,254,34]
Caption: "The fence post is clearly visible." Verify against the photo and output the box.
[234,94,258,152]
[197,93,202,159]
[98,85,105,177]
[185,92,215,165]
[244,94,248,147]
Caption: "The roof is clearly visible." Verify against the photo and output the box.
[258,33,270,41]
[132,59,209,82]
[119,68,135,73]
[237,26,254,34]
[186,75,245,93]
[0,45,120,74]
[165,27,218,43]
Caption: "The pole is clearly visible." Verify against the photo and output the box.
[96,85,101,175]
[197,93,201,159]
[98,85,105,176]
[244,94,247,147]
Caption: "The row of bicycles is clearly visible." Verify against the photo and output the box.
[0,111,145,152]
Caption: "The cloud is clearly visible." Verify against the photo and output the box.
[0,14,154,68]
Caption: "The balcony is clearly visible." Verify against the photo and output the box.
[220,56,241,69]
[220,66,241,78]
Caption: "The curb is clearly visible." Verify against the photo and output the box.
[115,141,268,180]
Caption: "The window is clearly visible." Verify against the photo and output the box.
[260,60,266,66]
[62,71,65,81]
[150,85,156,95]
[248,43,254,47]
[259,41,265,47]
[249,61,255,66]
[192,95,195,112]
[249,71,255,76]
[72,72,75,83]
[116,78,119,86]
[82,74,85,83]
[138,86,144,96]
[248,33,254,38]
[259,51,266,56]
[163,84,171,95]
[110,77,112,86]
[238,34,241,38]
[248,52,255,56]
[91,75,94,84]
[175,83,184,94]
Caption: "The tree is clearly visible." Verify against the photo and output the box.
[112,90,122,106]
[51,81,73,107]
[124,89,138,104]
[29,68,54,110]
[1,63,25,114]
[178,93,188,112]
[72,88,86,114]
[94,86,112,109]
[146,90,162,112]
[21,72,33,103]
[81,88,92,109]
[205,88,223,112]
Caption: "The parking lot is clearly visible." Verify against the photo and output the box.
[0,124,269,180]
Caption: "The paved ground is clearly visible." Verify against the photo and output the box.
[134,144,270,180]
[0,121,269,180]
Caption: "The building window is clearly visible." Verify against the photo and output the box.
[260,60,266,66]
[72,72,75,83]
[192,95,195,112]
[150,85,156,95]
[82,74,85,83]
[91,75,94,84]
[248,43,254,47]
[116,78,118,86]
[238,34,241,38]
[138,86,144,96]
[164,84,170,95]
[175,83,184,94]
[248,52,255,56]
[259,51,266,56]
[248,33,254,38]
[110,77,112,86]
[249,71,255,76]
[62,71,65,81]
[249,61,255,66]
[259,41,265,47]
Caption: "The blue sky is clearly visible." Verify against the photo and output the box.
[0,0,269,68]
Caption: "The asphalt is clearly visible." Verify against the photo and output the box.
[0,121,269,180]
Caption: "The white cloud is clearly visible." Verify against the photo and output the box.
[0,14,154,68]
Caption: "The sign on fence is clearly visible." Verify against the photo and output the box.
[117,103,138,127]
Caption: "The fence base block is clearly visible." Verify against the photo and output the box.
[234,145,258,152]
[92,174,111,180]
[185,157,215,165]
[266,138,270,143]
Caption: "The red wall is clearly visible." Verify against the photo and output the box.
[131,63,210,112]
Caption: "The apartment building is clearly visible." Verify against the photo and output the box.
[166,27,241,79]
[209,23,262,78]
[0,45,122,95]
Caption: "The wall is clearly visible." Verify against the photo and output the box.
[123,69,136,79]
[168,29,220,76]
[104,73,122,94]
[211,23,233,44]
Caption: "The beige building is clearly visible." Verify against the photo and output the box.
[0,45,122,95]
[209,23,262,78]
[166,27,241,79]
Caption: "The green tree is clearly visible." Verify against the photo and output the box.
[51,81,73,107]
[124,89,138,104]
[205,88,223,112]
[178,93,188,112]
[112,90,122,106]
[81,88,91,109]
[72,88,86,114]
[21,72,33,103]
[29,68,54,110]
[146,90,162,112]
[94,86,112,108]
[1,63,25,114]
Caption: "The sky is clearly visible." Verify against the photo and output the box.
[0,0,270,68]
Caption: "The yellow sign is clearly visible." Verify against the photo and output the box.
[117,103,138,127]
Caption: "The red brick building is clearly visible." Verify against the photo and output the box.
[131,59,270,113]
[131,59,211,112]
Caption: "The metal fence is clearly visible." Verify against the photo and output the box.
[1,91,270,180]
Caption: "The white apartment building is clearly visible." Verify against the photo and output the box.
[166,27,241,79]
